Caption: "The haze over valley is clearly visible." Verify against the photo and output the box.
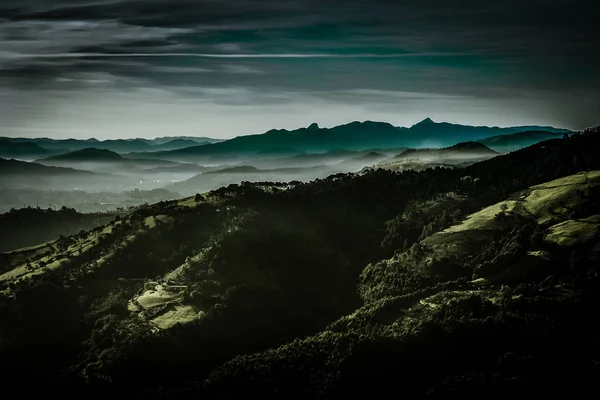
[0,118,571,210]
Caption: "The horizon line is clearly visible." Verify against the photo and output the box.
[1,118,572,141]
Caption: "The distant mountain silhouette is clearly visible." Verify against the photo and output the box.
[408,118,569,144]
[0,136,222,155]
[145,136,224,145]
[38,148,124,162]
[391,141,497,160]
[150,139,208,151]
[477,130,565,152]
[0,158,138,191]
[1,120,570,163]
[137,119,569,162]
[0,158,97,176]
[0,139,52,159]
[144,121,407,161]
[376,141,498,172]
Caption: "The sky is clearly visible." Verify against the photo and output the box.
[0,0,597,139]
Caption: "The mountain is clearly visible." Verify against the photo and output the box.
[377,141,498,171]
[28,138,153,153]
[1,136,223,154]
[0,139,53,159]
[0,158,137,191]
[0,128,598,398]
[147,136,225,145]
[133,121,408,162]
[408,118,570,144]
[477,130,567,152]
[35,148,183,175]
[134,119,569,162]
[150,138,207,151]
[0,157,99,176]
[165,164,335,196]
[38,148,124,162]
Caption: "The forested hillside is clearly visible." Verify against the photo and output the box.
[0,128,599,399]
[0,207,117,253]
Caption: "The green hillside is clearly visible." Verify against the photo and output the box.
[0,128,599,398]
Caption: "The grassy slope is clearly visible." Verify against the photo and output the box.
[203,170,600,399]
[0,130,599,398]
[0,208,117,254]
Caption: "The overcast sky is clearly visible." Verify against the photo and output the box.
[0,0,597,139]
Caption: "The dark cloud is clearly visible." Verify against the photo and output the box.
[0,0,597,137]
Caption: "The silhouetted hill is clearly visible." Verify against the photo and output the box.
[0,158,137,191]
[150,139,207,151]
[1,136,223,154]
[0,158,98,176]
[0,207,117,253]
[35,148,183,174]
[0,139,52,159]
[135,119,568,162]
[146,136,225,145]
[477,130,566,152]
[1,128,598,399]
[446,141,498,152]
[38,148,124,162]
[377,141,498,171]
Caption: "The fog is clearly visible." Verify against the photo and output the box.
[0,140,502,212]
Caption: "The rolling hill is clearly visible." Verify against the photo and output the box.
[0,158,137,191]
[378,141,498,171]
[38,148,124,162]
[35,148,183,174]
[0,207,118,253]
[0,139,53,159]
[130,119,568,162]
[477,130,567,152]
[0,128,598,399]
[0,136,223,156]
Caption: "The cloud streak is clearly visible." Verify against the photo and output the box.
[0,0,597,137]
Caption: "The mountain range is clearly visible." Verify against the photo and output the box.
[129,119,571,162]
[0,136,223,157]
[1,119,570,163]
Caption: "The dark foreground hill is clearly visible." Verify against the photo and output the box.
[0,128,599,399]
[0,207,117,253]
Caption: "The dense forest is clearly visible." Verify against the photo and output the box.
[0,207,116,253]
[0,128,599,399]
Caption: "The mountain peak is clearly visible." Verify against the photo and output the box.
[413,117,435,126]
[307,122,320,130]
